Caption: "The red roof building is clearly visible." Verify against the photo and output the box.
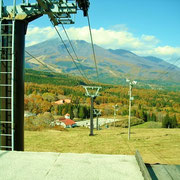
[60,119,76,127]
[54,99,71,105]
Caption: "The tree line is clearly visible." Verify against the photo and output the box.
[24,69,180,128]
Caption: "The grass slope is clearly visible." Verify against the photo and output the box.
[25,127,180,165]
[132,122,162,128]
[25,69,87,86]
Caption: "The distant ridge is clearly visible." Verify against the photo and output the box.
[108,49,138,57]
[142,56,163,63]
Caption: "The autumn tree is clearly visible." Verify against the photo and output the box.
[73,108,78,118]
[162,114,177,128]
[42,93,56,102]
[171,115,178,128]
[79,106,85,119]
[68,104,74,119]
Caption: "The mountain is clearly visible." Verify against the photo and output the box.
[25,39,180,87]
[142,56,163,63]
[108,49,138,57]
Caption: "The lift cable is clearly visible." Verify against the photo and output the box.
[52,23,90,84]
[157,57,180,81]
[25,50,86,85]
[87,14,99,83]
[61,23,90,82]
[162,57,180,79]
[25,50,55,73]
[161,57,180,79]
[61,24,79,61]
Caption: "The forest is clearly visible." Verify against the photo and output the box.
[24,69,180,128]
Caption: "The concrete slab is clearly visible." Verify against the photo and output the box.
[146,164,180,180]
[0,151,144,180]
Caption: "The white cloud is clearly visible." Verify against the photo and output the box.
[26,26,57,46]
[26,24,180,60]
[109,24,129,31]
[155,46,180,56]
[141,35,159,44]
[134,46,180,60]
[66,27,145,50]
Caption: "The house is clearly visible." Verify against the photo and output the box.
[51,115,77,128]
[65,113,70,119]
[60,118,77,128]
[50,120,66,128]
[54,100,64,105]
[54,98,71,105]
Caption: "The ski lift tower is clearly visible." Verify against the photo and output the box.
[0,0,89,151]
[83,86,101,136]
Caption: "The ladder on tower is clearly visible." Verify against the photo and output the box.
[0,3,15,150]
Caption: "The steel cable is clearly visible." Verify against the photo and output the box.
[156,57,180,81]
[25,50,55,73]
[52,23,90,84]
[61,24,90,83]
[25,50,85,85]
[87,14,99,83]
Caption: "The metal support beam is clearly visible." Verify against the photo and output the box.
[126,79,137,140]
[90,97,94,136]
[94,109,101,130]
[37,0,58,25]
[83,86,101,136]
[2,0,77,24]
[128,84,132,140]
[113,104,118,127]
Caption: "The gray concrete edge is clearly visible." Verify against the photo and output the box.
[135,150,152,180]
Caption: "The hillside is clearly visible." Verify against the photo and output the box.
[25,69,180,122]
[25,69,87,86]
[25,39,180,89]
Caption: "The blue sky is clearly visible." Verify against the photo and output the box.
[89,0,180,47]
[5,0,180,61]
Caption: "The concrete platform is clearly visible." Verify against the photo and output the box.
[0,151,144,180]
[146,164,180,180]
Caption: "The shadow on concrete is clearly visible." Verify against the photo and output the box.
[146,164,158,180]
[0,151,9,158]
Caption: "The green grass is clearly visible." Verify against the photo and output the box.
[25,127,180,165]
[132,121,162,128]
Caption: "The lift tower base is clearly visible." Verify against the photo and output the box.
[0,20,27,151]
